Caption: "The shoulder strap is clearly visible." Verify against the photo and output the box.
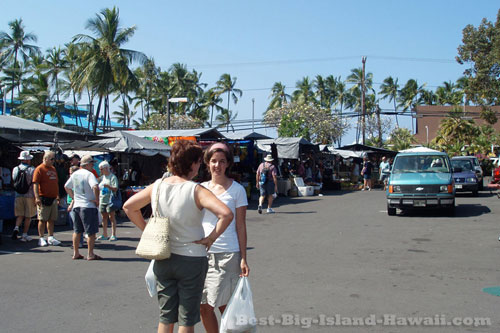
[153,174,168,217]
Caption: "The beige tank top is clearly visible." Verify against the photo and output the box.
[151,179,206,257]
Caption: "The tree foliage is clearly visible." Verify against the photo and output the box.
[456,10,500,105]
[263,102,348,144]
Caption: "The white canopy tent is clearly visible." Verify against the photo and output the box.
[255,137,318,159]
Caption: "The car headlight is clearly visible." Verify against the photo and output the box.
[389,185,401,193]
[439,185,448,192]
[466,177,477,183]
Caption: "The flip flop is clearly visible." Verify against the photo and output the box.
[87,254,103,261]
[72,254,84,260]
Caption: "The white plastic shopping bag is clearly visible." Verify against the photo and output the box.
[220,277,257,333]
[145,260,157,297]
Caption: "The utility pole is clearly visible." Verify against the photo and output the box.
[252,98,255,131]
[376,104,382,147]
[361,56,366,145]
[166,94,170,130]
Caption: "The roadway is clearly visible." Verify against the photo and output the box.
[0,188,499,332]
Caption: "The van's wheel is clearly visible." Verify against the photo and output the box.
[387,204,396,216]
[472,189,478,197]
[478,180,484,191]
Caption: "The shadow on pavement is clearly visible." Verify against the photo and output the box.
[399,204,491,218]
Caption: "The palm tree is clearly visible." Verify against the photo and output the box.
[215,73,242,132]
[113,97,136,128]
[314,75,328,107]
[59,42,85,127]
[379,76,400,127]
[0,18,40,108]
[73,7,147,135]
[134,57,158,120]
[267,82,291,110]
[203,88,223,127]
[215,108,238,132]
[292,77,315,105]
[331,77,350,147]
[435,81,462,105]
[398,79,424,133]
[419,89,436,105]
[45,46,68,103]
[347,67,374,142]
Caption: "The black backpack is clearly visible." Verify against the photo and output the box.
[13,167,31,194]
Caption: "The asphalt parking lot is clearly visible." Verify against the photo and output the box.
[1,188,499,332]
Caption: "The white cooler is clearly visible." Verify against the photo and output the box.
[294,177,314,196]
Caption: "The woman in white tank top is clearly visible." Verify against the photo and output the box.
[124,140,233,333]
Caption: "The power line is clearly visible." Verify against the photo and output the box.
[190,55,456,69]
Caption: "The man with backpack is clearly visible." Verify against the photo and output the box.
[11,151,36,242]
[256,154,278,214]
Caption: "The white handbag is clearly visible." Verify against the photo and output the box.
[135,178,171,260]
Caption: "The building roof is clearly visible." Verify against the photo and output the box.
[414,105,500,144]
[0,115,76,133]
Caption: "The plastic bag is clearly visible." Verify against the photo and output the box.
[220,277,257,333]
[145,260,157,297]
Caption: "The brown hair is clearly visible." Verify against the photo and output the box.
[204,143,234,176]
[168,140,203,177]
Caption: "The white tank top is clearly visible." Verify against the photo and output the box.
[151,179,206,257]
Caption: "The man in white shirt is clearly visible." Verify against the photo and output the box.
[65,155,102,260]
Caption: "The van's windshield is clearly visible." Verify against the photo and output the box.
[392,155,451,173]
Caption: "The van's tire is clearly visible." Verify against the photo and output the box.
[387,204,396,216]
[472,189,478,196]
[478,180,484,191]
[446,204,455,216]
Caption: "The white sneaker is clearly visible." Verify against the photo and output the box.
[47,236,62,246]
[38,237,48,247]
[267,208,275,214]
[20,235,33,242]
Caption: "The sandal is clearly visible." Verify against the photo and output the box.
[72,254,84,260]
[87,254,103,261]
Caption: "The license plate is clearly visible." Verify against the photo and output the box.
[414,200,426,207]
[455,184,463,189]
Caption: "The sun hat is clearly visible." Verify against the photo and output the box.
[99,161,111,170]
[264,154,274,162]
[80,155,95,166]
[18,151,33,160]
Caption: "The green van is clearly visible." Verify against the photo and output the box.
[386,148,455,216]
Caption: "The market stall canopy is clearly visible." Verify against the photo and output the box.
[338,143,397,156]
[320,145,363,159]
[255,137,318,159]
[61,131,171,156]
[103,128,226,142]
[224,130,271,140]
[0,115,86,143]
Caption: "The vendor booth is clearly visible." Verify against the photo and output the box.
[255,137,320,196]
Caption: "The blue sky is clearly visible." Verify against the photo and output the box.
[3,1,499,143]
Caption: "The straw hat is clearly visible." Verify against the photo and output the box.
[264,154,274,162]
[18,151,33,160]
[80,155,95,166]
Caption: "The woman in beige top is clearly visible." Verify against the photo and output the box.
[124,140,233,333]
